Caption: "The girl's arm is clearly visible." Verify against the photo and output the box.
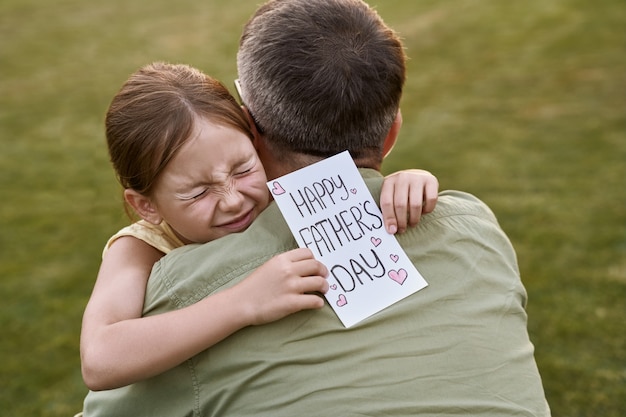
[380,169,439,234]
[80,237,327,391]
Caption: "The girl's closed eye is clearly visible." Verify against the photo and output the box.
[190,189,209,200]
[235,168,252,176]
[234,160,256,177]
[177,188,209,201]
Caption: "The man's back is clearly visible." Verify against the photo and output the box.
[83,171,550,416]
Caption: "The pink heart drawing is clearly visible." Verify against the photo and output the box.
[271,181,286,195]
[336,294,348,307]
[390,254,399,263]
[350,188,357,194]
[370,237,382,247]
[330,284,337,290]
[388,269,408,285]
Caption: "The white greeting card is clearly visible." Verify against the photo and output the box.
[268,151,428,327]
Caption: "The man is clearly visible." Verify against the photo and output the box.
[83,0,550,415]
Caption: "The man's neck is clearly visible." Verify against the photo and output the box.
[259,147,321,180]
[258,140,382,180]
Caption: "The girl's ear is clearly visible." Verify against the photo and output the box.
[124,189,162,225]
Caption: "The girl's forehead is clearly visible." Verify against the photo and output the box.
[159,122,258,186]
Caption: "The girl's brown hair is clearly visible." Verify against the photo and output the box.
[105,62,252,199]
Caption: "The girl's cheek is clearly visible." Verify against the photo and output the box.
[192,198,217,217]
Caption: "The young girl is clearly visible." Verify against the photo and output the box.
[80,62,439,391]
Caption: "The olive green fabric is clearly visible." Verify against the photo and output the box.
[83,169,550,416]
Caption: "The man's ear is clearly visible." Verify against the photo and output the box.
[241,105,263,148]
[124,189,162,225]
[382,109,402,159]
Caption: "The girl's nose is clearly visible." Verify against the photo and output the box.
[218,186,245,211]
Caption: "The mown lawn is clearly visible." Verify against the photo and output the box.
[1,0,624,415]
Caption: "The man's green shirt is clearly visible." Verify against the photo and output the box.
[83,169,550,416]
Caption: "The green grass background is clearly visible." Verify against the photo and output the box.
[1,0,624,415]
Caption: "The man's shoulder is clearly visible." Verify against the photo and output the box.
[145,203,296,310]
[363,170,497,226]
[428,190,498,224]
[361,170,500,238]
